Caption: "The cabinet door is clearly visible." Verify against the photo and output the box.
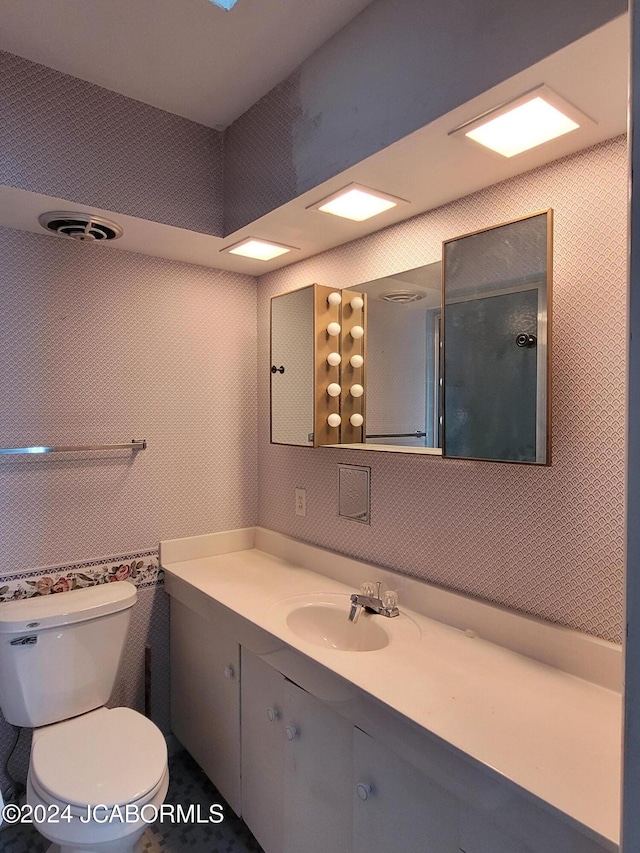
[170,599,241,814]
[352,727,458,853]
[459,800,612,853]
[241,649,285,853]
[459,808,534,853]
[283,678,353,853]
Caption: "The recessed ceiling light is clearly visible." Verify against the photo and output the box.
[221,238,296,261]
[309,183,407,222]
[451,85,592,158]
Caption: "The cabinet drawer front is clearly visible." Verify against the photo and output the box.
[170,599,241,815]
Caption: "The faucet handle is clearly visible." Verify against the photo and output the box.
[382,590,398,609]
[360,582,376,596]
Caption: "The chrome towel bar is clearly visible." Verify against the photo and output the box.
[0,439,147,455]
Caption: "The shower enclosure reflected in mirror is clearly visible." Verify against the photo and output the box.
[343,262,442,452]
[442,210,552,464]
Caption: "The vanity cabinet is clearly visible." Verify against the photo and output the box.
[168,588,616,853]
[458,808,536,853]
[170,599,241,815]
[352,727,458,853]
[240,650,459,853]
[240,649,352,853]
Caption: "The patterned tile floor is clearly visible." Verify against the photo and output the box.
[1,749,264,853]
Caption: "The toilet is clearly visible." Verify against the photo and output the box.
[0,581,169,853]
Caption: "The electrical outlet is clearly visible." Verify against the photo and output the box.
[295,488,306,517]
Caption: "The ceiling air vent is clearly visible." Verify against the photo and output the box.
[38,212,123,242]
[379,290,427,303]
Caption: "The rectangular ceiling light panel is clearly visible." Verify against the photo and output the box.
[309,183,408,222]
[222,238,294,261]
[452,85,592,158]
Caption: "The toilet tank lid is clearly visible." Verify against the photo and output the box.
[0,581,137,633]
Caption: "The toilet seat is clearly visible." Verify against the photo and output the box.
[30,707,167,809]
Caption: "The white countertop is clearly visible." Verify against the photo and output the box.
[161,529,621,848]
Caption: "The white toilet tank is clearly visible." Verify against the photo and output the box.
[0,581,137,727]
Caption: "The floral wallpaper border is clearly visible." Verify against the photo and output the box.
[0,549,162,602]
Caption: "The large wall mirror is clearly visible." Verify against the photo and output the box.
[442,210,552,464]
[270,211,552,464]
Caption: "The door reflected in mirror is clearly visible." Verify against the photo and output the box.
[344,263,442,452]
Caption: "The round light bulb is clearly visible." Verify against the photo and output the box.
[327,383,341,397]
[350,296,364,311]
[350,354,364,369]
[327,291,342,306]
[327,413,341,427]
[327,351,341,366]
[327,322,341,336]
[350,325,364,340]
[350,384,364,398]
[350,413,364,427]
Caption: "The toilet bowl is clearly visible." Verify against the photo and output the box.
[0,582,170,853]
[26,707,169,853]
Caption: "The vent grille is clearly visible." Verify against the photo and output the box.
[379,290,426,303]
[38,212,123,242]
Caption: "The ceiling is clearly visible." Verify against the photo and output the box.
[0,0,374,128]
[0,12,629,276]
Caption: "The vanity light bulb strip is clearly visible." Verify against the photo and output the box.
[314,284,343,447]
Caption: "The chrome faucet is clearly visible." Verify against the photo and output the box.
[348,582,399,622]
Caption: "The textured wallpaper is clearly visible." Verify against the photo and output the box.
[0,227,257,792]
[0,51,224,235]
[0,227,257,572]
[257,136,627,644]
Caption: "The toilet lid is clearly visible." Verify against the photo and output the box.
[31,707,167,808]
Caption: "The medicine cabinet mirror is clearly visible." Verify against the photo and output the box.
[442,210,552,464]
[270,285,315,447]
[342,263,442,453]
[270,210,552,465]
[270,283,365,447]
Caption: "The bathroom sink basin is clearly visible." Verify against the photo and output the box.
[286,602,390,651]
